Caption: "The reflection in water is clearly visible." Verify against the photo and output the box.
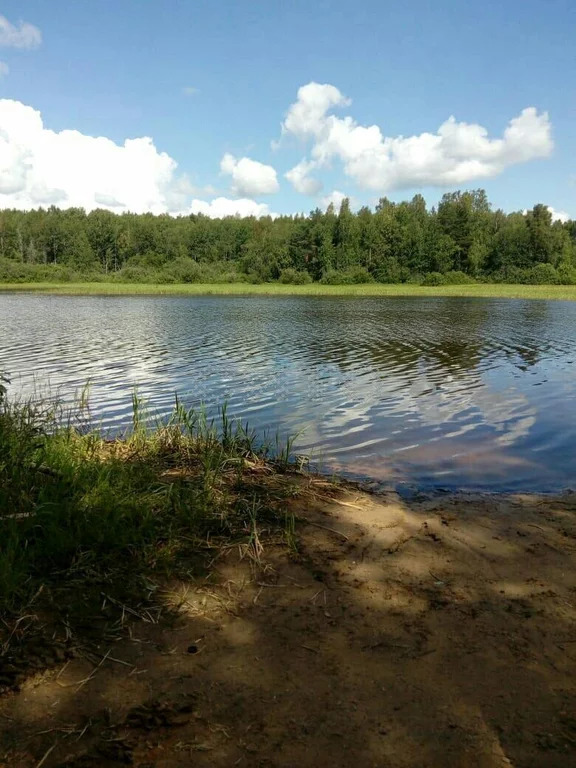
[1,294,575,492]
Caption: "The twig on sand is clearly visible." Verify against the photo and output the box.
[305,521,349,541]
[57,649,111,691]
[55,660,71,680]
[36,742,57,768]
[75,720,92,742]
[328,497,364,510]
[308,589,324,604]
[362,641,411,651]
[100,592,157,623]
[106,655,133,668]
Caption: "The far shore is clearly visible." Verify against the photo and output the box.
[2,281,576,300]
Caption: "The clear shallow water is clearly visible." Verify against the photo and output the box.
[1,293,576,492]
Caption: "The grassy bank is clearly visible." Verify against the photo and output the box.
[0,395,301,686]
[2,281,576,300]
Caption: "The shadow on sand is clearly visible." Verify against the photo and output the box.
[1,481,576,768]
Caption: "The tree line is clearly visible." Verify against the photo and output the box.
[0,190,575,285]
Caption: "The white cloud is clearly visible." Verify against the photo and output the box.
[0,98,187,213]
[0,15,41,49]
[190,196,275,218]
[281,82,553,193]
[320,190,347,211]
[285,159,322,195]
[220,153,279,197]
[0,99,275,217]
[163,174,217,211]
[282,82,350,139]
[0,61,8,77]
[547,206,570,223]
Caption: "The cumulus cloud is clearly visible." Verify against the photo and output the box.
[0,15,41,49]
[0,98,190,213]
[0,99,275,217]
[190,196,276,218]
[220,153,279,197]
[285,159,322,195]
[320,190,348,211]
[282,82,350,139]
[282,82,553,194]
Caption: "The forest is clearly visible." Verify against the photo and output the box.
[0,189,575,286]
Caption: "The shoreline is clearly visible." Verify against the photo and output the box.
[2,281,576,301]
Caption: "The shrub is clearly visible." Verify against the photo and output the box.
[320,270,350,285]
[557,264,576,285]
[421,272,446,286]
[526,263,560,285]
[487,267,528,284]
[0,260,88,283]
[372,260,410,284]
[164,257,203,283]
[33,264,83,282]
[320,266,374,285]
[245,272,264,284]
[0,259,31,282]
[162,260,249,284]
[114,266,159,283]
[215,270,249,284]
[442,270,477,285]
[489,264,560,285]
[278,268,312,285]
[346,266,374,284]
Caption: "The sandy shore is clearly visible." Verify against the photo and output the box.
[1,479,576,767]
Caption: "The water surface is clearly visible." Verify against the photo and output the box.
[2,293,575,492]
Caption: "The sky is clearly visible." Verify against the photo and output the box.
[0,0,574,219]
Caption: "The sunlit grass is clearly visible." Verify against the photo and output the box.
[2,281,576,300]
[0,394,300,629]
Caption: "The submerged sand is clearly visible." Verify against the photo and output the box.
[1,480,576,767]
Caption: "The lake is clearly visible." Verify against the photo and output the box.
[1,293,575,492]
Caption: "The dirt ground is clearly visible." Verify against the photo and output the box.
[1,480,576,768]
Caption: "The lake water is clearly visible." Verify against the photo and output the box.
[1,293,576,492]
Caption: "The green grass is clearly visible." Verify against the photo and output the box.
[1,281,576,300]
[0,394,302,664]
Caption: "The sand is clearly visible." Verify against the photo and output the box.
[2,480,576,767]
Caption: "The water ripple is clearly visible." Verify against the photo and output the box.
[1,293,576,491]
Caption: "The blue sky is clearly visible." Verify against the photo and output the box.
[0,0,574,218]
